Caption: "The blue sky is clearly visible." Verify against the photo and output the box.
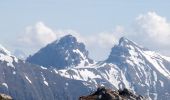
[1,0,170,60]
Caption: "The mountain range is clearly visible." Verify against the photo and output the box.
[0,35,170,100]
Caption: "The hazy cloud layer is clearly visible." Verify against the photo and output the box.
[132,12,170,55]
[18,22,57,47]
[135,12,170,45]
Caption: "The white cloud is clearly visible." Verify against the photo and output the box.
[18,22,87,47]
[128,11,170,56]
[84,25,124,49]
[19,22,57,47]
[83,31,122,60]
[84,33,115,48]
[135,12,170,45]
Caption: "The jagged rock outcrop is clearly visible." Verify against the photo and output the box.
[0,93,12,100]
[79,87,145,100]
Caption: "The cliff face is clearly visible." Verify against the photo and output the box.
[79,87,145,100]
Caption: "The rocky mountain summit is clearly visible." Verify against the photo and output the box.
[79,87,145,100]
[27,35,93,69]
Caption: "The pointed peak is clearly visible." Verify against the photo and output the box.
[27,34,94,69]
[0,44,11,55]
[53,34,78,45]
[51,34,83,50]
[119,37,134,46]
[60,34,77,42]
[106,37,148,63]
[63,34,75,38]
[119,37,128,42]
[60,34,76,40]
[118,37,144,49]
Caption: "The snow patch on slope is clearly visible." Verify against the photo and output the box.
[41,73,49,86]
[73,49,86,60]
[41,66,47,70]
[2,83,8,89]
[25,75,32,84]
[73,49,91,67]
[57,63,132,91]
[59,68,101,82]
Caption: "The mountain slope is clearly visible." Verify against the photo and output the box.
[107,37,170,79]
[0,45,95,100]
[51,37,170,100]
[106,37,170,99]
[26,35,93,69]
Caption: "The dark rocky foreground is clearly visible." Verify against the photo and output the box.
[79,87,145,100]
[0,93,12,100]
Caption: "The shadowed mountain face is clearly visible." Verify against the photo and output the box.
[26,35,93,69]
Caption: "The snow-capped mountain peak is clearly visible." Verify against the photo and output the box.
[0,44,18,68]
[118,37,146,50]
[0,44,11,55]
[26,35,93,69]
[118,37,137,47]
[107,37,147,63]
[107,37,170,77]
